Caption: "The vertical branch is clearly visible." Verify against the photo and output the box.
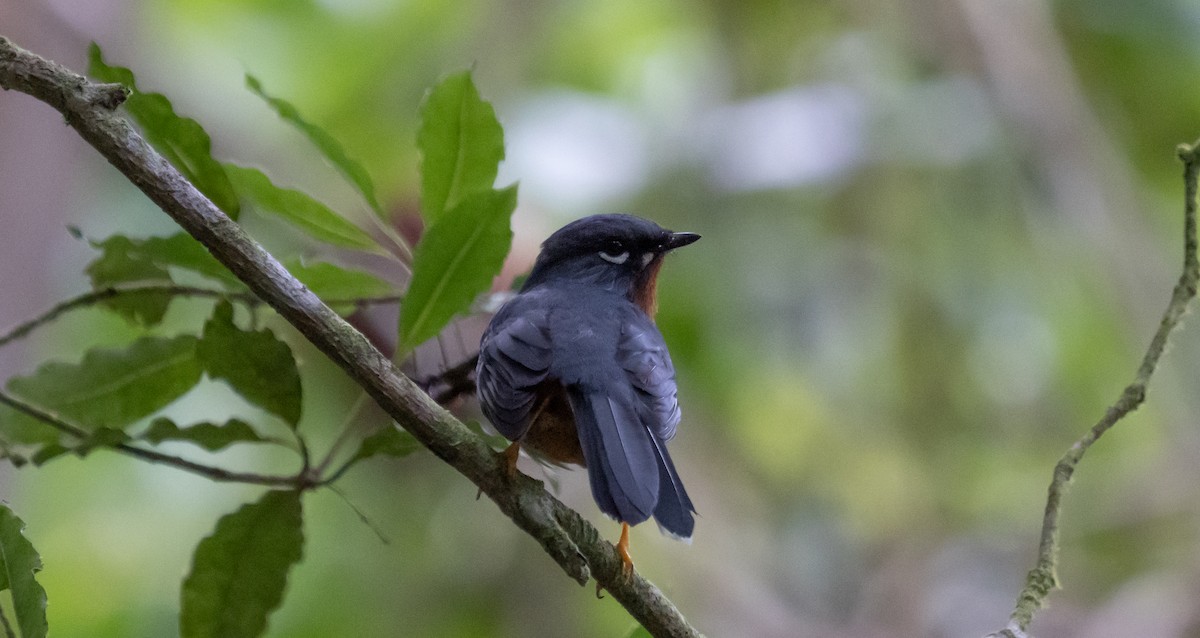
[990,142,1200,638]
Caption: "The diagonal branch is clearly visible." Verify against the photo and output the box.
[987,143,1200,638]
[0,36,699,637]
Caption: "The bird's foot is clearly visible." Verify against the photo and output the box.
[501,441,521,478]
[616,522,635,580]
[596,523,635,598]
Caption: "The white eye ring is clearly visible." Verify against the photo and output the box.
[599,250,630,264]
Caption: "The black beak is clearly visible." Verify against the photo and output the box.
[663,232,701,251]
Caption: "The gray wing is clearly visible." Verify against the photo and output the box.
[617,312,682,441]
[476,311,553,441]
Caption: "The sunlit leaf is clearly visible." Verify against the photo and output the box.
[198,301,302,427]
[88,43,240,218]
[245,74,383,217]
[1,335,203,435]
[417,71,505,222]
[86,235,173,325]
[285,260,396,315]
[225,164,380,251]
[399,185,517,351]
[180,490,304,638]
[0,504,49,638]
[142,417,272,452]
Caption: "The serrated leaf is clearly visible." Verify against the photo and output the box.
[134,233,243,287]
[349,426,421,465]
[88,43,240,218]
[399,185,517,351]
[245,74,383,217]
[29,444,70,467]
[1,335,202,436]
[90,234,242,290]
[198,302,302,427]
[180,490,303,638]
[86,235,174,325]
[285,261,394,314]
[73,426,132,457]
[142,417,270,452]
[223,164,379,251]
[417,71,505,223]
[0,504,49,638]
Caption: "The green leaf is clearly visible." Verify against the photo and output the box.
[198,302,303,427]
[1,335,203,435]
[417,71,505,222]
[224,164,379,251]
[86,235,174,325]
[134,234,243,287]
[245,74,383,217]
[622,626,653,638]
[142,417,271,452]
[88,43,240,218]
[349,426,421,465]
[399,185,517,351]
[0,504,49,638]
[285,261,394,314]
[29,444,71,467]
[89,234,241,290]
[180,490,303,638]
[72,426,132,457]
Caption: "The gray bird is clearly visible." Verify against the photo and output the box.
[476,213,699,576]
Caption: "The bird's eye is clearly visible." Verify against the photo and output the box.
[598,248,630,264]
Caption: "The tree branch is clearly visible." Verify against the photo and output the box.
[0,36,700,637]
[0,389,306,488]
[987,143,1200,638]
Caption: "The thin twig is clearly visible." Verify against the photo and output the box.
[0,390,308,488]
[991,142,1200,637]
[0,283,400,350]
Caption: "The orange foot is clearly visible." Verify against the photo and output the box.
[596,523,636,598]
[480,442,523,500]
[502,441,521,478]
[616,522,635,580]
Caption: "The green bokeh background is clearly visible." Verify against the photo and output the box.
[4,0,1200,636]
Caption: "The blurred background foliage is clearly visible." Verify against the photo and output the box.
[4,0,1200,636]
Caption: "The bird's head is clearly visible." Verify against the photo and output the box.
[523,214,700,314]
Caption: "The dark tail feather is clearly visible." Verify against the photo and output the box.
[567,387,659,526]
[649,435,696,540]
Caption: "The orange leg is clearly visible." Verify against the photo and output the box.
[616,522,634,579]
[597,522,636,597]
[501,440,521,478]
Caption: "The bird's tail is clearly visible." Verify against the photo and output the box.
[567,387,695,539]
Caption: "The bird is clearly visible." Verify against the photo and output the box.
[475,213,699,579]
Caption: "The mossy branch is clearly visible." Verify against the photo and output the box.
[987,143,1200,638]
[0,35,699,638]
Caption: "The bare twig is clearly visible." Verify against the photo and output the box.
[0,283,400,350]
[0,36,699,637]
[0,389,307,488]
[988,142,1200,637]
